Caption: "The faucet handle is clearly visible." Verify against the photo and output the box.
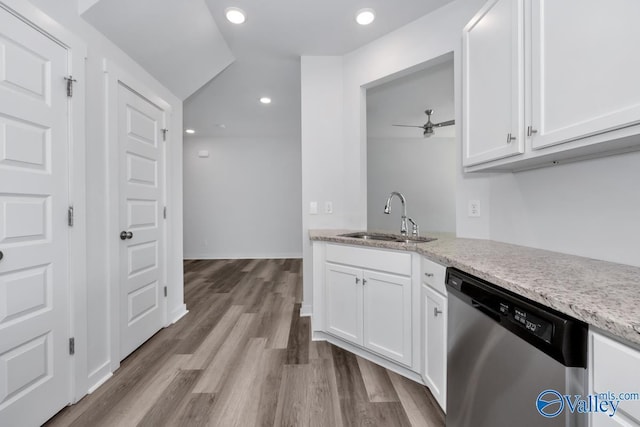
[407,217,419,237]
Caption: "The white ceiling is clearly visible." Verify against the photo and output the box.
[205,0,454,57]
[81,0,456,137]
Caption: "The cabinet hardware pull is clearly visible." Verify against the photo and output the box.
[0,250,3,261]
[424,272,434,278]
[434,307,443,317]
[362,279,367,285]
[527,126,538,137]
[355,277,360,284]
[506,133,516,143]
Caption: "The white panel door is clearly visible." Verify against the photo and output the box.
[0,8,71,426]
[463,0,525,166]
[362,270,412,366]
[325,263,363,345]
[531,0,640,150]
[118,84,165,360]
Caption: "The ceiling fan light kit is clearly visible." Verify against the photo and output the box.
[392,108,455,137]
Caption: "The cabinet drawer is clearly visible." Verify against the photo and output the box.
[591,332,640,424]
[421,257,447,295]
[325,244,411,276]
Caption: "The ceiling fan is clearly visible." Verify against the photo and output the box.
[393,109,455,137]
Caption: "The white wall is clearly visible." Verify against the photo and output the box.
[22,0,185,396]
[300,56,344,315]
[489,151,640,267]
[183,136,302,259]
[300,0,488,312]
[365,58,456,234]
[367,137,457,233]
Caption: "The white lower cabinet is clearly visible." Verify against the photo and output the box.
[421,257,448,412]
[323,244,413,367]
[325,263,363,344]
[589,331,640,426]
[422,285,447,411]
[325,262,412,366]
[362,270,412,366]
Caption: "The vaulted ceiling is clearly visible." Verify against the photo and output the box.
[82,0,234,100]
[81,0,456,137]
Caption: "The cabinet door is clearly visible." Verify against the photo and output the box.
[590,332,640,426]
[463,0,525,166]
[325,263,363,345]
[531,0,640,150]
[422,285,447,411]
[362,271,412,366]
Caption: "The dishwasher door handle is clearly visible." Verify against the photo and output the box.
[471,300,501,322]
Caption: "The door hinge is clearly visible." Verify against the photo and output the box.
[163,206,167,219]
[69,337,75,355]
[64,75,77,98]
[164,286,168,297]
[161,128,168,141]
[68,206,74,227]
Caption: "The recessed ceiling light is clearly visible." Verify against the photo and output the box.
[356,8,375,25]
[260,97,272,104]
[225,7,246,24]
[185,129,195,134]
[216,124,226,129]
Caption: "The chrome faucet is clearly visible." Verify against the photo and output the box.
[384,191,418,236]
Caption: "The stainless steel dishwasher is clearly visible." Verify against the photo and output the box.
[445,268,588,427]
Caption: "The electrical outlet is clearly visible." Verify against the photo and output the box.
[324,201,333,214]
[468,200,481,217]
[309,201,318,215]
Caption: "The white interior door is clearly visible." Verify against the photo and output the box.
[0,7,71,426]
[118,84,165,360]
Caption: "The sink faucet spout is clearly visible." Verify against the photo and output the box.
[384,191,408,235]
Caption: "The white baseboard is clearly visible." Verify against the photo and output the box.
[169,304,188,324]
[300,304,312,317]
[87,364,113,394]
[183,253,302,260]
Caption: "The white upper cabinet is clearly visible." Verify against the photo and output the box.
[463,0,640,171]
[530,0,640,150]
[463,0,525,166]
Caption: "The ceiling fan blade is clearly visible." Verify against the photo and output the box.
[432,119,455,128]
[392,124,425,128]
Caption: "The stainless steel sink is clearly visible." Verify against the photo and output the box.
[339,232,437,244]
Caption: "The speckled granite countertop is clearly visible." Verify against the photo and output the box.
[310,229,640,347]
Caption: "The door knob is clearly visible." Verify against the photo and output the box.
[120,231,133,240]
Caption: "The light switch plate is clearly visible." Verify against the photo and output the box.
[309,201,318,215]
[324,201,333,214]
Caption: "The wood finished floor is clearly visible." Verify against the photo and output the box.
[46,259,444,427]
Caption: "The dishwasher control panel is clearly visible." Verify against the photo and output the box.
[510,306,553,343]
